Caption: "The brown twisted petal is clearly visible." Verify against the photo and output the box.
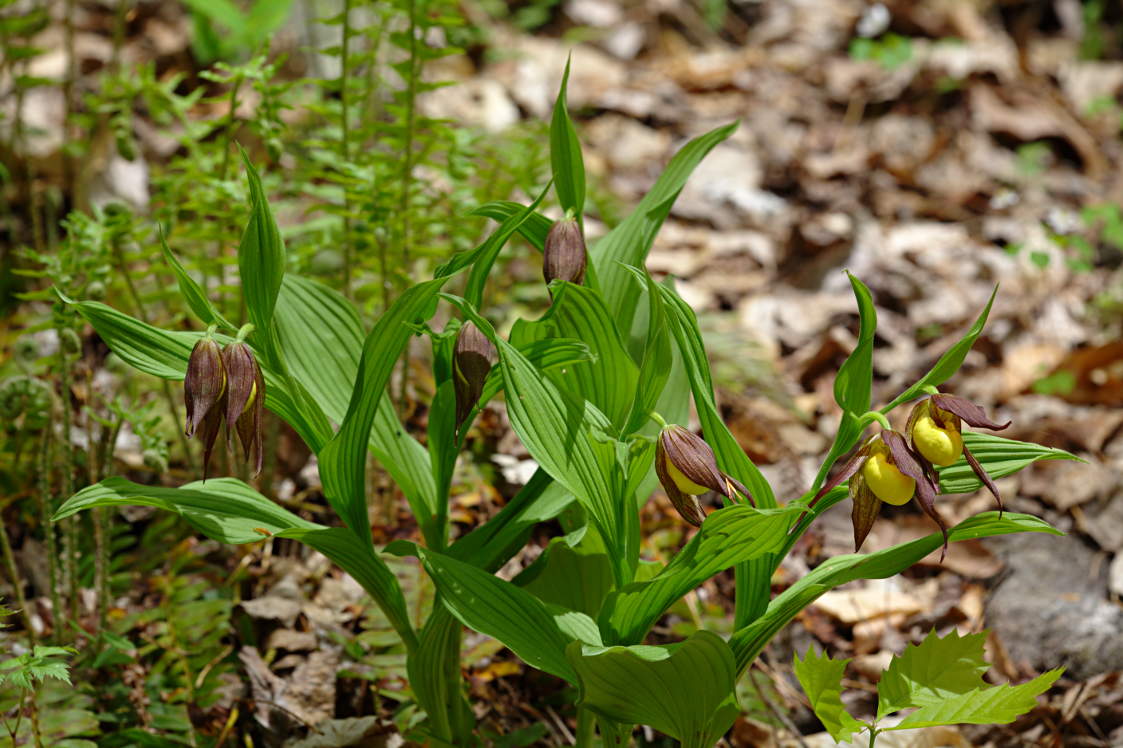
[453,321,497,432]
[222,342,265,476]
[962,443,1003,516]
[882,429,949,560]
[198,396,226,480]
[185,338,225,438]
[930,394,1011,431]
[849,472,881,552]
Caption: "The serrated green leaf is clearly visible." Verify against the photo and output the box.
[876,629,1062,729]
[937,433,1081,494]
[567,631,740,747]
[877,629,990,718]
[550,56,585,218]
[793,649,863,743]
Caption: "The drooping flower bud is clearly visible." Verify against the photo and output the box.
[906,393,1011,514]
[655,424,753,526]
[185,337,226,440]
[221,341,265,477]
[453,321,497,433]
[543,217,587,288]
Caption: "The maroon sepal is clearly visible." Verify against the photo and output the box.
[850,480,881,552]
[930,394,1011,431]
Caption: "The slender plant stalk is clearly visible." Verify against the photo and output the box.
[340,0,354,298]
[212,73,244,316]
[56,343,79,630]
[394,0,420,413]
[0,504,35,644]
[36,423,60,640]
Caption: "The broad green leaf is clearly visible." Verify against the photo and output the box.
[511,281,639,432]
[937,433,1081,494]
[833,272,876,413]
[622,270,673,436]
[567,631,740,747]
[599,506,797,644]
[319,278,447,543]
[159,230,233,330]
[439,184,549,307]
[478,338,593,409]
[727,512,1061,675]
[593,122,738,330]
[278,525,418,651]
[409,545,578,683]
[793,649,863,744]
[469,201,551,252]
[882,286,998,413]
[237,149,285,336]
[550,56,585,218]
[53,476,318,546]
[407,605,474,740]
[274,275,438,525]
[652,278,777,627]
[877,629,1061,729]
[519,535,614,618]
[449,469,572,573]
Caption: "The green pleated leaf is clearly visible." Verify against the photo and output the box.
[278,526,418,653]
[448,469,572,573]
[727,512,1061,675]
[237,149,285,335]
[468,201,551,252]
[68,299,332,451]
[159,230,233,330]
[519,535,614,618]
[877,629,1061,729]
[410,545,578,683]
[593,121,738,328]
[407,605,474,740]
[833,272,876,413]
[567,630,740,747]
[511,281,638,432]
[793,649,863,744]
[937,433,1081,494]
[478,338,593,409]
[53,476,318,545]
[550,56,585,218]
[622,270,673,435]
[882,286,998,413]
[319,278,447,542]
[599,506,796,644]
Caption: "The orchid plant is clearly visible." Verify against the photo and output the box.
[53,62,1076,745]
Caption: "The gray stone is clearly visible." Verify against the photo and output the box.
[985,533,1123,679]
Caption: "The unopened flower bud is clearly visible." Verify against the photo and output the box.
[655,424,753,526]
[543,218,587,288]
[185,338,226,440]
[221,341,265,477]
[453,321,496,432]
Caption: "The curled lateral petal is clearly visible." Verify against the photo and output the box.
[930,394,1011,431]
[962,443,1003,517]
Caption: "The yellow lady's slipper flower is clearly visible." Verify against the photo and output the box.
[184,337,227,478]
[906,393,1010,513]
[655,424,753,526]
[221,341,265,477]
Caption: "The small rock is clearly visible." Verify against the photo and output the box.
[985,533,1123,679]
